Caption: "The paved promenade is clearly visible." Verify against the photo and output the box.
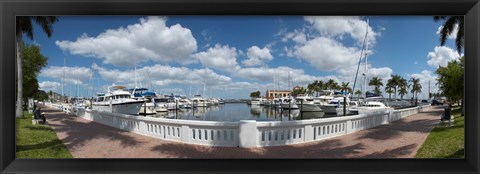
[40,105,443,158]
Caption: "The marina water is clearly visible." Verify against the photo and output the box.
[147,103,338,122]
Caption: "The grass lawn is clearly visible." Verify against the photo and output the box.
[16,111,72,158]
[415,106,464,158]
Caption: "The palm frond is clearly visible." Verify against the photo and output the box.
[456,17,464,54]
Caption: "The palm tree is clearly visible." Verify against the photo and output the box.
[16,16,59,118]
[390,74,402,99]
[354,90,362,98]
[368,76,383,96]
[307,82,318,96]
[385,85,394,100]
[315,80,325,91]
[398,86,408,100]
[409,77,422,105]
[434,16,464,53]
[386,79,395,100]
[340,82,352,93]
[325,79,338,91]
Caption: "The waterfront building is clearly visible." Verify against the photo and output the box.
[265,90,291,98]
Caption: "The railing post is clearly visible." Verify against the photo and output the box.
[346,120,353,134]
[181,125,190,143]
[304,125,314,142]
[238,120,257,147]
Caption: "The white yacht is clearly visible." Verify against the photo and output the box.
[192,95,209,107]
[295,95,322,112]
[92,86,145,115]
[129,88,157,115]
[314,90,334,105]
[154,97,169,112]
[320,93,352,115]
[164,95,178,110]
[179,96,193,109]
[280,97,299,110]
[354,100,393,115]
[249,98,261,105]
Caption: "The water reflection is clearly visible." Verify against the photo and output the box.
[147,103,332,122]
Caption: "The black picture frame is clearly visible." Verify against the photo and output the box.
[1,0,479,173]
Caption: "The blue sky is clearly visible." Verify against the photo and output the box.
[30,16,462,99]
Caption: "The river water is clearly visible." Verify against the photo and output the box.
[146,103,337,122]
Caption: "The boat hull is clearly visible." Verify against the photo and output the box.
[281,103,299,109]
[319,105,338,114]
[298,104,322,112]
[93,101,144,115]
[139,102,156,115]
[156,103,168,112]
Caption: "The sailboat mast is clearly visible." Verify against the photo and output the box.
[274,70,276,96]
[134,67,138,88]
[62,57,65,102]
[288,71,291,91]
[203,83,206,97]
[363,19,369,99]
[76,75,79,97]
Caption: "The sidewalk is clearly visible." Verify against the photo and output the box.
[40,105,443,158]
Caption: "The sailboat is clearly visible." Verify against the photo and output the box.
[280,71,299,110]
[349,18,392,115]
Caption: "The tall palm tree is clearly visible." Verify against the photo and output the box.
[307,82,318,96]
[386,79,395,100]
[409,77,422,105]
[390,74,402,99]
[354,89,362,98]
[16,16,59,118]
[311,80,323,96]
[434,16,464,53]
[340,82,352,93]
[326,79,338,91]
[368,76,383,96]
[385,85,394,100]
[398,86,408,100]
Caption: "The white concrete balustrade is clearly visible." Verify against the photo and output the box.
[43,102,430,147]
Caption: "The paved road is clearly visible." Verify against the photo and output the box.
[40,105,443,158]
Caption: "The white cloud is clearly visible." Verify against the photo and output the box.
[242,46,273,66]
[194,44,240,72]
[304,16,378,46]
[39,66,93,85]
[93,64,232,88]
[38,81,61,91]
[282,30,307,44]
[427,46,461,68]
[436,24,459,40]
[293,37,362,71]
[56,16,198,67]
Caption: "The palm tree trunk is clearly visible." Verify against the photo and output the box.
[16,35,23,118]
[394,88,397,99]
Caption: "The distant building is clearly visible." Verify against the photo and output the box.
[293,86,303,91]
[265,90,290,98]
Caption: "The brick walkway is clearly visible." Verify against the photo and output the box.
[40,105,443,158]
